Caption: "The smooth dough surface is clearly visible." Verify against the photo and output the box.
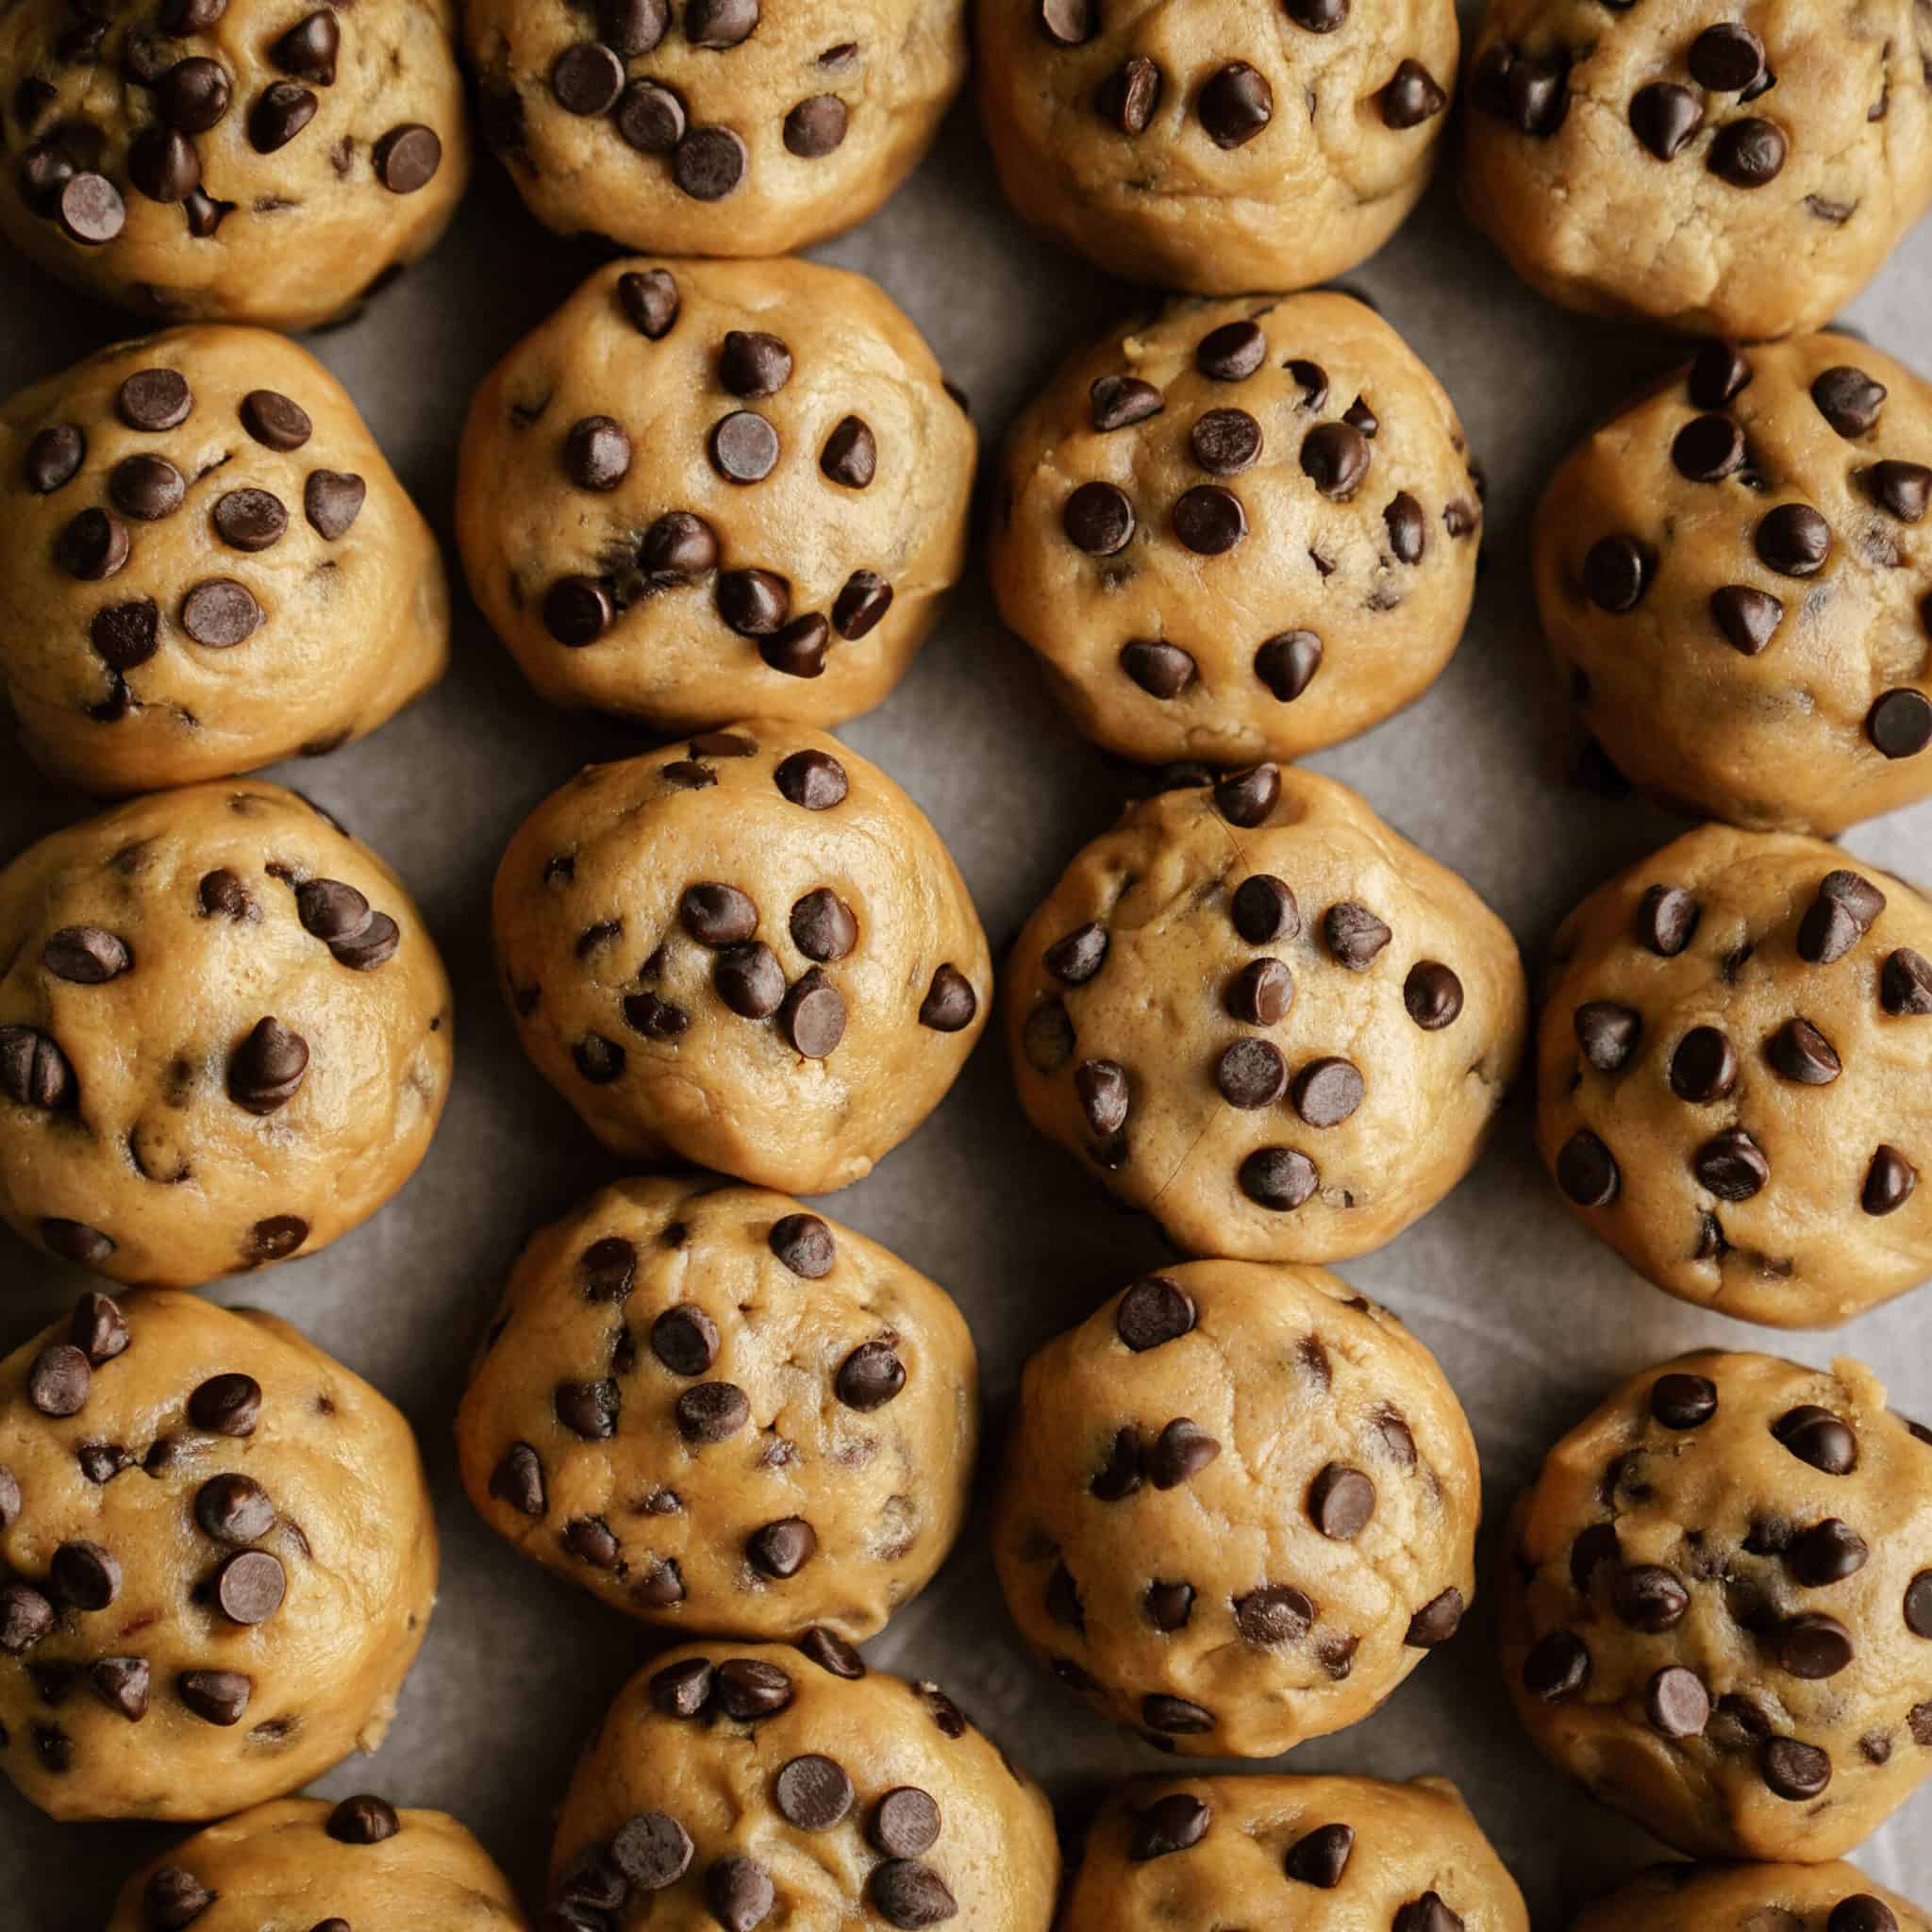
[547,1640,1059,1931]
[0,1291,437,1824]
[467,0,964,258]
[992,1261,1480,1758]
[1061,1773,1527,1932]
[457,1175,977,1642]
[0,324,448,796]
[991,290,1483,767]
[1461,0,1932,339]
[0,0,468,329]
[0,779,453,1291]
[977,0,1458,295]
[1537,823,1932,1328]
[1539,331,1932,836]
[108,1795,525,1929]
[458,258,974,734]
[1575,1861,1930,1932]
[1502,1349,1932,1862]
[492,720,990,1193]
[1005,765,1525,1263]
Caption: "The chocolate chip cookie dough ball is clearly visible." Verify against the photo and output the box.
[457,1176,977,1641]
[108,1795,526,1929]
[1576,1863,1929,1932]
[1540,333,1932,835]
[993,1262,1480,1757]
[0,779,452,1290]
[0,1290,438,1824]
[1,325,449,796]
[1462,1,1932,339]
[492,723,990,1192]
[458,258,974,735]
[977,0,1457,295]
[467,0,962,260]
[1005,767,1525,1262]
[547,1641,1058,1932]
[1504,1350,1932,1861]
[0,0,468,329]
[1061,1773,1528,1932]
[991,291,1483,767]
[1538,825,1932,1327]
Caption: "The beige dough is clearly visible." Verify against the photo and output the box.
[0,324,448,796]
[1061,1773,1527,1932]
[458,257,974,735]
[976,0,1458,295]
[0,0,468,330]
[1461,1,1932,340]
[456,1175,977,1643]
[108,1795,525,1929]
[1005,765,1526,1263]
[0,779,453,1291]
[0,1291,437,1824]
[1575,1862,1929,1932]
[492,721,990,1193]
[991,291,1483,768]
[1537,823,1932,1327]
[466,0,963,259]
[548,1639,1058,1931]
[992,1261,1480,1758]
[1503,1349,1932,1861]
[1538,331,1932,836]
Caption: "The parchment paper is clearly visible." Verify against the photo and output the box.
[4,42,1931,1929]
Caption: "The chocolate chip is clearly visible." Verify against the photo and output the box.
[177,1669,251,1725]
[1629,82,1703,159]
[1584,534,1653,612]
[552,41,624,114]
[1216,1037,1287,1108]
[1864,1144,1917,1216]
[1037,0,1092,43]
[1172,484,1246,553]
[648,1306,718,1377]
[674,125,746,198]
[1195,321,1266,381]
[1798,869,1885,962]
[871,1861,957,1929]
[1813,366,1886,438]
[1405,1587,1465,1647]
[128,126,199,202]
[1672,411,1743,481]
[1382,59,1445,128]
[706,1857,775,1932]
[0,1026,73,1108]
[785,94,847,157]
[1883,947,1932,1014]
[1284,1821,1353,1886]
[1767,1017,1840,1086]
[24,424,84,492]
[212,487,288,552]
[835,1341,905,1411]
[249,80,317,151]
[712,941,783,1018]
[1690,342,1753,409]
[1140,1577,1190,1624]
[1755,502,1831,577]
[1198,61,1271,147]
[1668,1025,1737,1101]
[913,964,975,1034]
[1128,1791,1210,1860]
[1190,407,1260,475]
[715,568,790,636]
[1063,479,1135,555]
[1141,1693,1215,1734]
[650,1657,714,1717]
[819,415,876,490]
[1285,0,1346,25]
[1119,639,1195,699]
[1690,22,1765,91]
[1401,961,1462,1031]
[1300,422,1370,501]
[214,1549,284,1624]
[1240,1145,1319,1209]
[1250,628,1321,701]
[91,1656,149,1722]
[1308,1462,1375,1538]
[774,748,847,811]
[677,1381,750,1443]
[1117,1276,1194,1350]
[56,171,124,243]
[870,1788,941,1857]
[1774,1405,1858,1474]
[620,268,679,339]
[747,1516,816,1576]
[1044,922,1108,984]
[779,969,846,1057]
[227,1016,308,1114]
[1322,903,1391,972]
[1870,690,1932,758]
[1291,1057,1362,1127]
[1098,55,1161,132]
[1636,884,1699,956]
[1225,957,1293,1027]
[304,469,365,540]
[56,508,129,580]
[1774,1611,1855,1679]
[1231,874,1297,943]
[142,1867,215,1929]
[556,1377,620,1439]
[1762,1737,1831,1799]
[490,1442,545,1516]
[1214,762,1277,824]
[0,1580,54,1655]
[774,1754,853,1829]
[195,1472,275,1543]
[615,78,686,152]
[1692,1126,1768,1200]
[1709,584,1782,655]
[800,1628,865,1677]
[180,575,263,647]
[682,881,759,947]
[272,10,339,82]
[1790,1519,1868,1587]
[1091,375,1163,431]
[188,1373,259,1435]
[1148,1418,1220,1488]
[108,454,185,524]
[156,55,231,133]
[1831,1901,1900,1932]
[49,1538,120,1610]
[373,123,441,192]
[1557,1129,1619,1206]
[1523,1629,1590,1701]
[771,1212,835,1276]
[602,0,670,53]
[562,416,631,492]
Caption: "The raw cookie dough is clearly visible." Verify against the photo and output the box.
[992,1261,1480,1757]
[458,258,974,735]
[547,1640,1058,1932]
[1,325,449,796]
[0,0,468,329]
[0,1290,438,1824]
[976,0,1458,295]
[492,721,990,1192]
[1575,1862,1929,1932]
[1538,331,1932,835]
[108,1795,525,1929]
[0,779,453,1291]
[1461,1,1932,340]
[1061,1773,1528,1932]
[457,1176,977,1642]
[1538,824,1932,1327]
[1004,766,1526,1263]
[1502,1349,1932,1861]
[991,290,1484,768]
[467,0,963,261]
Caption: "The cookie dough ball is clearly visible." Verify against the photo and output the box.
[1005,766,1525,1262]
[492,722,990,1192]
[457,1176,977,1641]
[977,0,1457,295]
[1539,332,1932,836]
[0,0,468,329]
[992,1261,1480,1757]
[0,1290,438,1824]
[1575,1863,1929,1932]
[1503,1350,1932,1861]
[547,1641,1058,1932]
[1462,2,1932,340]
[1538,824,1932,1327]
[108,1795,525,1929]
[1061,1773,1527,1932]
[1,325,449,796]
[991,291,1484,767]
[0,779,453,1291]
[458,258,974,735]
